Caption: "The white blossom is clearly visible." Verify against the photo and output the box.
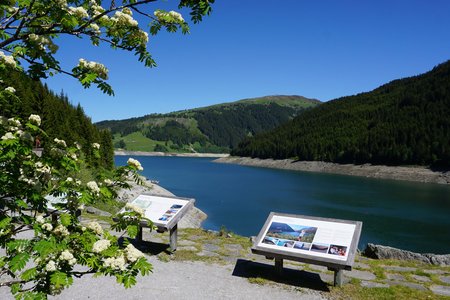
[59,250,74,261]
[125,244,144,263]
[54,138,67,147]
[36,216,45,224]
[53,224,69,236]
[1,132,15,140]
[103,255,126,270]
[45,260,57,272]
[42,223,53,231]
[111,11,138,27]
[92,239,111,253]
[28,114,41,126]
[87,181,100,194]
[0,51,16,68]
[92,142,100,149]
[8,118,21,127]
[78,58,109,80]
[68,6,89,19]
[127,158,143,171]
[87,221,103,235]
[5,86,16,93]
[125,203,144,216]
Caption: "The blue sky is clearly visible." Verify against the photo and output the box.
[44,0,450,122]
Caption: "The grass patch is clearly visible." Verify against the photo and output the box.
[248,277,270,285]
[330,283,444,300]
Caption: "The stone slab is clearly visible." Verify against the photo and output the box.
[439,275,450,284]
[386,273,406,281]
[430,285,450,296]
[411,274,431,282]
[203,243,220,252]
[383,266,417,272]
[178,240,197,246]
[178,246,198,252]
[345,269,377,281]
[197,251,219,257]
[308,264,329,272]
[360,281,390,288]
[389,281,426,291]
[354,262,370,270]
[424,269,445,275]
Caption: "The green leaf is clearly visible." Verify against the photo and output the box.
[9,252,30,272]
[50,271,73,289]
[7,239,30,252]
[126,225,138,238]
[60,213,71,226]
[0,216,12,229]
[21,267,38,281]
[33,240,56,256]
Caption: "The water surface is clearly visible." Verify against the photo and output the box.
[115,156,450,253]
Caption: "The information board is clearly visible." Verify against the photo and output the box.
[253,212,362,267]
[124,194,194,228]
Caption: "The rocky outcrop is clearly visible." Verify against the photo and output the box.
[364,243,450,266]
[118,177,207,229]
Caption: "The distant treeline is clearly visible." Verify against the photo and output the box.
[0,70,114,169]
[232,61,450,167]
[96,96,319,152]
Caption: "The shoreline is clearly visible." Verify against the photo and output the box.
[115,150,229,158]
[215,156,450,185]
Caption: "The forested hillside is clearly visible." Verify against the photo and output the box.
[96,95,320,153]
[0,70,114,169]
[232,61,450,167]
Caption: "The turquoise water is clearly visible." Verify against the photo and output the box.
[115,156,450,254]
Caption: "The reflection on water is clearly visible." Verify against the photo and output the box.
[115,156,450,254]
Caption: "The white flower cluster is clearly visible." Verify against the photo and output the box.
[0,51,16,68]
[68,6,89,19]
[36,215,45,224]
[29,114,41,126]
[154,10,184,23]
[56,0,67,8]
[78,58,108,80]
[28,34,57,52]
[54,138,67,147]
[53,224,69,236]
[89,23,101,35]
[125,203,144,216]
[92,239,111,253]
[45,260,57,272]
[42,223,53,231]
[111,11,138,27]
[103,255,126,271]
[92,142,100,149]
[127,158,143,171]
[103,179,113,186]
[87,221,103,235]
[87,181,100,194]
[124,244,144,263]
[130,30,149,45]
[4,87,15,93]
[59,250,77,265]
[35,162,51,175]
[1,132,15,140]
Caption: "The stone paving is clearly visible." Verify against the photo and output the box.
[142,229,450,298]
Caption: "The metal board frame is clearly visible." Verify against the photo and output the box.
[252,212,362,271]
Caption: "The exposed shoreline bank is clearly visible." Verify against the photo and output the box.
[115,150,229,158]
[215,156,450,185]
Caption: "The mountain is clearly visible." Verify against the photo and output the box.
[96,95,320,153]
[0,70,114,169]
[231,61,450,167]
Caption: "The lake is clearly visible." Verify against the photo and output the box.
[115,156,450,254]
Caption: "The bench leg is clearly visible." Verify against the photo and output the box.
[275,257,283,275]
[169,224,178,251]
[334,269,343,287]
[136,225,143,244]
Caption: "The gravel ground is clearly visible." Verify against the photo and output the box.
[0,257,326,300]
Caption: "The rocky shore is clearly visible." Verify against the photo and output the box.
[115,150,229,158]
[215,157,450,185]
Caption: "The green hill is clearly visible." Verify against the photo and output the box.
[96,95,320,153]
[231,61,450,167]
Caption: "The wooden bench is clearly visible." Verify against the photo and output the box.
[251,212,362,286]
